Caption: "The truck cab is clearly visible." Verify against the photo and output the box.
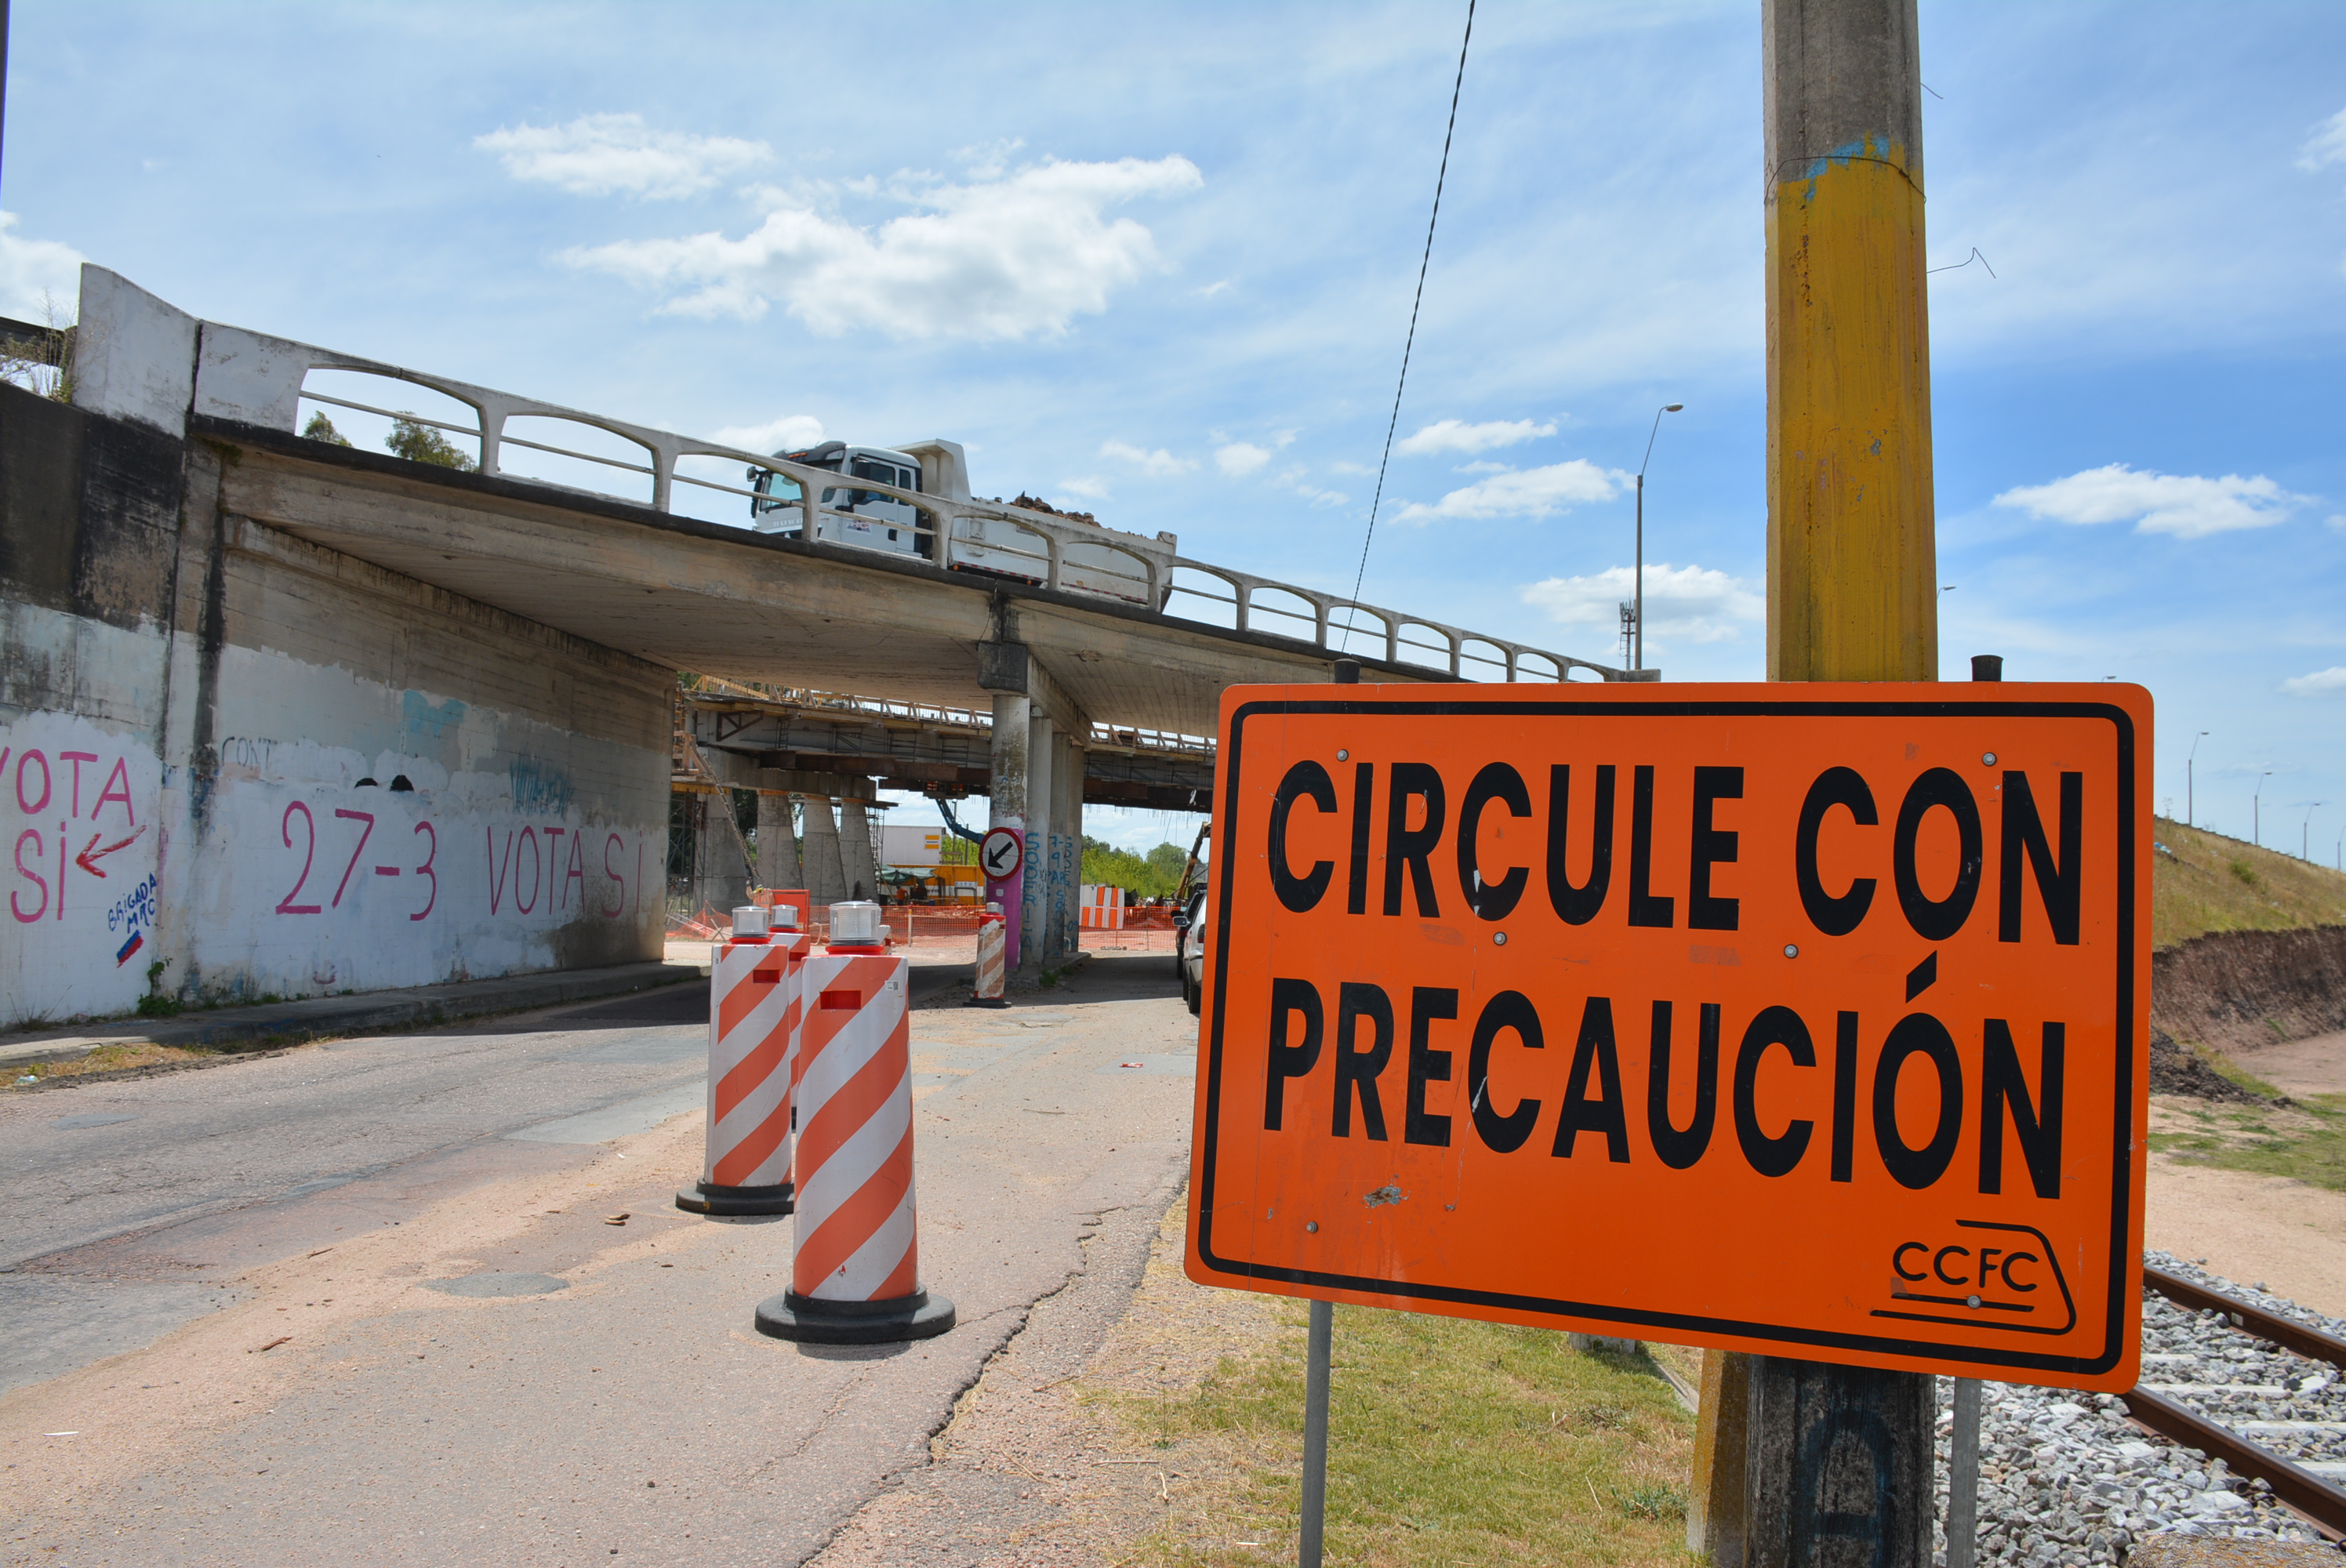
[749,436,1179,608]
[750,441,928,558]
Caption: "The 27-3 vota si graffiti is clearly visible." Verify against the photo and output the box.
[258,797,649,925]
[266,806,645,923]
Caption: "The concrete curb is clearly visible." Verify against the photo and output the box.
[0,960,703,1073]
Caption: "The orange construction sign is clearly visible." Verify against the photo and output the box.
[1185,682,2151,1391]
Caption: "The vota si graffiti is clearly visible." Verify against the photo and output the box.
[1255,756,2081,1198]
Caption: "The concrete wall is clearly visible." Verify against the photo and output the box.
[2,382,670,1026]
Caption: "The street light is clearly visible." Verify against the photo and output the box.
[2255,770,2273,846]
[2188,732,2210,826]
[2306,803,2322,862]
[1633,403,1683,672]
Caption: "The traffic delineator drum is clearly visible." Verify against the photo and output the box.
[755,905,954,1345]
[970,902,1008,1008]
[677,906,807,1217]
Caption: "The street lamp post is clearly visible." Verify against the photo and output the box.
[2188,732,2209,826]
[1633,403,1683,672]
[2256,771,2273,847]
[2306,803,2321,862]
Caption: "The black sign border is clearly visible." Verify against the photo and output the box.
[1195,694,2140,1379]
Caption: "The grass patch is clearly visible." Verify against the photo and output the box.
[5,1040,222,1087]
[1109,1298,1696,1566]
[2152,816,2346,949]
[2152,1093,2346,1190]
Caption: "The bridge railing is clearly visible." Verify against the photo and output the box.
[187,314,1638,684]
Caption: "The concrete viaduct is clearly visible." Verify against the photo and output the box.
[0,267,1632,1018]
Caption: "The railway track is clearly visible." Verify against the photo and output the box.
[2128,1264,2346,1541]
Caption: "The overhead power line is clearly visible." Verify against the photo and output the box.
[1340,0,1476,651]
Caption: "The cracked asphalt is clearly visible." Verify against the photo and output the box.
[0,951,1197,1566]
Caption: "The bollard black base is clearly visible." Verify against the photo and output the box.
[674,1179,794,1217]
[754,1287,957,1345]
[965,995,1011,1009]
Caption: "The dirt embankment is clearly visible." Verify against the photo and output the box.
[2153,926,2346,1058]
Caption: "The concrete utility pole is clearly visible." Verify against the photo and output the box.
[1693,5,1937,1568]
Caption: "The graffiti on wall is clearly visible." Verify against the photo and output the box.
[1,711,165,1022]
[1,708,665,1025]
[190,746,660,997]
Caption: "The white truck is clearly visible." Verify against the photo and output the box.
[748,438,1176,608]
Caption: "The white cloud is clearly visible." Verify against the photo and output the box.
[1101,440,1193,477]
[710,413,824,454]
[2282,667,2346,698]
[2330,514,2346,532]
[1521,563,1762,645]
[564,154,1203,339]
[1394,459,1622,524]
[1396,417,1557,456]
[1330,459,1374,476]
[1215,441,1272,477]
[2297,107,2346,172]
[952,137,1026,180]
[1992,463,2310,538]
[475,113,771,199]
[1284,471,1348,508]
[0,213,85,323]
[1056,476,1111,501]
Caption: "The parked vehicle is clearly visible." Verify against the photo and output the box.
[750,437,1178,608]
[1178,888,1207,1015]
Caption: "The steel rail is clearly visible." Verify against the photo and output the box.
[2126,1265,2346,1539]
[2119,1387,2346,1541]
[2144,1266,2346,1372]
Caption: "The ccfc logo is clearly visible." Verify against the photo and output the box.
[1882,1219,2075,1336]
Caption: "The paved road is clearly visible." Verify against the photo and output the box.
[0,952,1197,1565]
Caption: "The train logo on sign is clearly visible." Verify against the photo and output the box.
[1184,683,2150,1391]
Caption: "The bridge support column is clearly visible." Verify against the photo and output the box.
[757,794,801,891]
[690,792,750,916]
[986,691,1030,967]
[801,798,850,909]
[1021,710,1055,974]
[838,797,877,902]
[1055,729,1084,960]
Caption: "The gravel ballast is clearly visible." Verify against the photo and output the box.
[1933,1250,2340,1566]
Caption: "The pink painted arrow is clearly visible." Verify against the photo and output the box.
[76,826,147,877]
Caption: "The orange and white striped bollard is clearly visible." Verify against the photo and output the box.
[677,904,806,1216]
[754,902,954,1343]
[970,901,1008,1008]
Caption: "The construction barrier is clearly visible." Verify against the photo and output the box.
[1077,884,1126,931]
[754,903,955,1344]
[677,906,806,1217]
[971,902,1008,1007]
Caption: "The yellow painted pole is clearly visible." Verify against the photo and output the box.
[1763,0,1937,682]
[1692,5,1940,1566]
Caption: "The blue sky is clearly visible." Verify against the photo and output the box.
[6,2,2343,858]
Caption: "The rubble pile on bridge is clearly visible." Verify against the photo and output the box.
[1929,1251,2333,1566]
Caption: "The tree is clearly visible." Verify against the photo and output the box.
[1146,841,1189,887]
[303,412,353,447]
[1079,837,1193,899]
[387,413,477,471]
